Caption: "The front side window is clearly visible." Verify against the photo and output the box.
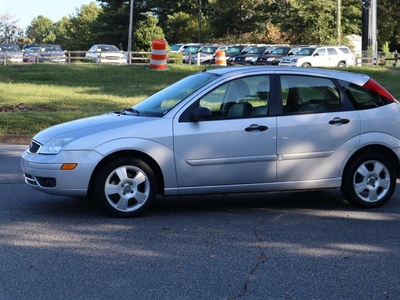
[315,48,327,56]
[281,75,340,114]
[180,75,270,122]
[199,76,270,119]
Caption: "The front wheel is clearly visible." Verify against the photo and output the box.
[92,157,157,217]
[301,62,311,67]
[341,153,396,208]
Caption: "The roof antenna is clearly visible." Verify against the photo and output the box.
[202,55,213,72]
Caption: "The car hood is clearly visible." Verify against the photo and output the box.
[33,113,159,146]
[41,51,65,56]
[264,54,285,58]
[281,55,310,60]
[0,51,22,56]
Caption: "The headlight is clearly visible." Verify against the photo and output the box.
[292,59,298,63]
[39,138,75,154]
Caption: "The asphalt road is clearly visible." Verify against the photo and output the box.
[1,144,400,300]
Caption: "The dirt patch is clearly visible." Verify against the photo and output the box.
[0,103,54,112]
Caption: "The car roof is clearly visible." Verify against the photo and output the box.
[205,66,369,85]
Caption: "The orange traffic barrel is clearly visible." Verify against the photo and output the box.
[150,39,167,70]
[214,50,227,66]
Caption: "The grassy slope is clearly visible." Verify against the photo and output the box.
[0,64,399,135]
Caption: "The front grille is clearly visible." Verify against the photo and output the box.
[28,140,41,154]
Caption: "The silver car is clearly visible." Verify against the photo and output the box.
[21,67,400,217]
[0,44,23,63]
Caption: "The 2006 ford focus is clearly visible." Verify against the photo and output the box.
[21,67,400,217]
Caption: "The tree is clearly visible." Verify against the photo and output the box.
[61,2,102,50]
[96,0,149,50]
[0,12,23,44]
[133,13,165,51]
[165,12,204,44]
[377,0,400,51]
[25,16,55,44]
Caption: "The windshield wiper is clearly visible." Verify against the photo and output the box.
[115,107,141,115]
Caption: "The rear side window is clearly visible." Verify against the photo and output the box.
[345,79,395,110]
[281,75,340,114]
[339,47,351,54]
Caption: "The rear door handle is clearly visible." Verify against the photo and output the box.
[245,124,268,132]
[329,117,350,125]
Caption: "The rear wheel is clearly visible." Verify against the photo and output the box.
[341,153,396,208]
[93,157,157,217]
[337,61,346,67]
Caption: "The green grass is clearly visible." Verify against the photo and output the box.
[0,64,203,134]
[1,64,400,135]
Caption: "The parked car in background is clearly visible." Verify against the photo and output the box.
[21,66,400,217]
[211,45,248,65]
[38,44,67,63]
[22,43,39,52]
[0,44,23,63]
[86,44,127,64]
[184,45,228,64]
[170,43,185,53]
[279,46,355,67]
[232,46,269,65]
[255,46,294,65]
[23,46,40,63]
[181,44,203,63]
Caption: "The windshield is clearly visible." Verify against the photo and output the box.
[98,45,119,51]
[270,47,290,55]
[199,47,219,54]
[0,45,20,51]
[295,47,316,56]
[247,47,266,54]
[41,45,63,51]
[133,72,219,117]
[183,46,201,53]
[226,47,243,54]
[170,44,183,51]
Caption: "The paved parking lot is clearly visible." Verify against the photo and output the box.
[1,144,400,300]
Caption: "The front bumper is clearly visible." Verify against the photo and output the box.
[21,149,103,197]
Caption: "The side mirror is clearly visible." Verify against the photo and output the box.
[191,107,212,122]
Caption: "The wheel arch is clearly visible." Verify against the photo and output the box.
[343,144,400,179]
[88,150,165,197]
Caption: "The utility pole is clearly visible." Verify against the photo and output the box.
[362,0,377,63]
[128,0,134,64]
[336,0,341,44]
[198,0,202,43]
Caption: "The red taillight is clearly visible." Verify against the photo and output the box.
[363,78,397,102]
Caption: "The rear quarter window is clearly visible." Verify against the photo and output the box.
[339,47,351,54]
[345,84,392,109]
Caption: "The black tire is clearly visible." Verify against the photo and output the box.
[301,62,311,67]
[337,61,346,67]
[341,153,396,208]
[92,157,157,217]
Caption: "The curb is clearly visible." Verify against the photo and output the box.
[0,135,33,145]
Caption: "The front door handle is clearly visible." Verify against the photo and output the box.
[329,117,350,125]
[245,124,268,132]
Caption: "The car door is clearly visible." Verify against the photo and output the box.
[276,74,361,183]
[311,48,328,67]
[173,75,277,193]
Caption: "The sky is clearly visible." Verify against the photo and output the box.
[0,0,97,30]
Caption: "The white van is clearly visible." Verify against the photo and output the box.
[278,46,355,67]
